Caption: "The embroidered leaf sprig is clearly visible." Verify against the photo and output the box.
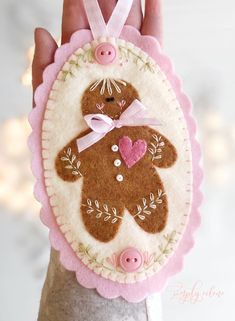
[119,45,156,73]
[76,229,177,275]
[155,230,177,265]
[82,199,123,224]
[61,148,82,176]
[74,49,94,65]
[134,190,165,221]
[140,230,177,272]
[77,243,126,273]
[61,70,74,81]
[78,243,105,269]
[148,135,165,161]
[61,49,94,81]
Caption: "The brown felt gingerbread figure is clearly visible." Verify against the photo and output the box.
[55,79,177,243]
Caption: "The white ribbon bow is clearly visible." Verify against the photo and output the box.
[77,99,161,153]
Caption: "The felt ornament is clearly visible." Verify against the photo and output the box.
[29,0,203,302]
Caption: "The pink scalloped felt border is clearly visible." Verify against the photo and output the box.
[29,26,203,303]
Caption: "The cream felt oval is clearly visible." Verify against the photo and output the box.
[41,38,192,284]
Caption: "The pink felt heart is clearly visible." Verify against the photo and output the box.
[119,136,147,169]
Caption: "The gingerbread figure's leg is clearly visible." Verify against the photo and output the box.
[81,192,124,243]
[126,180,168,234]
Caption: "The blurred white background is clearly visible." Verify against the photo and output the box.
[0,0,234,320]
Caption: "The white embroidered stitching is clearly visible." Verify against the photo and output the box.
[61,148,82,176]
[90,79,103,91]
[100,78,107,95]
[89,78,127,95]
[148,135,165,161]
[134,190,165,221]
[107,78,112,95]
[82,199,123,224]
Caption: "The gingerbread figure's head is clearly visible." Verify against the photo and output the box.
[81,79,140,119]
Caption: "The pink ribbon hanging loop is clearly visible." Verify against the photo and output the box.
[83,0,133,39]
[77,100,162,153]
[107,0,133,38]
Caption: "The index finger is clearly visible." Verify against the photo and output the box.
[32,28,58,105]
[141,0,163,44]
[62,0,89,44]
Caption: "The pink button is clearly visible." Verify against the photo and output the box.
[94,43,117,65]
[119,248,143,273]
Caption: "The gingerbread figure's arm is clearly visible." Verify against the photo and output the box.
[146,128,177,168]
[55,136,83,182]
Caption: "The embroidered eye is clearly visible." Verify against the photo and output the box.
[106,97,115,102]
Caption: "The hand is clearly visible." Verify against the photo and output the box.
[32,0,162,98]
